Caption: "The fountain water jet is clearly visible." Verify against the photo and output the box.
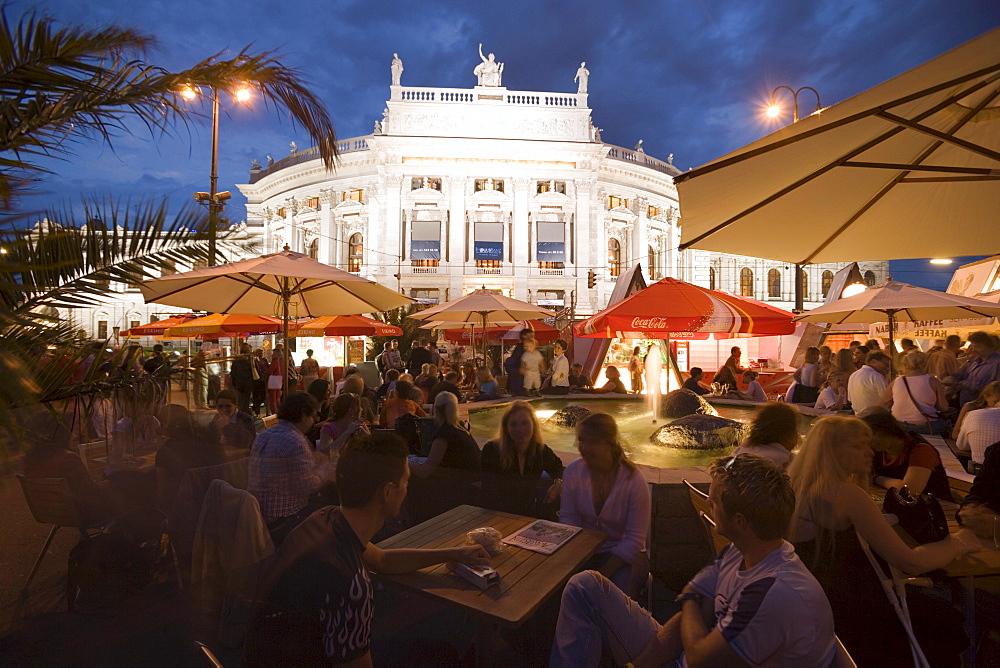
[644,342,662,424]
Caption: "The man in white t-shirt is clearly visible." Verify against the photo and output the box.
[848,351,891,416]
[550,455,836,667]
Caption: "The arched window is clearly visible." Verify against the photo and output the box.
[767,268,781,299]
[648,245,657,280]
[348,233,363,272]
[800,272,808,300]
[308,238,319,260]
[739,268,754,297]
[821,270,834,298]
[608,238,621,278]
[864,270,876,286]
[709,267,716,290]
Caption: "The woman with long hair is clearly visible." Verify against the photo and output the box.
[319,392,370,457]
[628,346,643,394]
[732,402,800,469]
[480,401,564,517]
[409,391,480,478]
[884,350,949,434]
[789,415,979,666]
[560,413,650,595]
[831,348,856,376]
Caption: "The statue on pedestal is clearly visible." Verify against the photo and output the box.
[474,44,504,87]
[250,158,261,170]
[575,62,589,94]
[390,53,403,86]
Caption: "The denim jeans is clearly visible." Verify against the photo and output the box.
[549,570,662,668]
[901,418,950,435]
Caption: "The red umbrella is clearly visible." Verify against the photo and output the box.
[575,277,795,339]
[121,314,198,337]
[292,314,402,338]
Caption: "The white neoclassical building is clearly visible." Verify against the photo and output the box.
[238,51,885,318]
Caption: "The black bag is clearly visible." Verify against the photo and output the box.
[882,486,949,545]
[793,384,820,404]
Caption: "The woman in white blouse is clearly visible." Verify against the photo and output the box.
[560,412,650,596]
[541,339,571,395]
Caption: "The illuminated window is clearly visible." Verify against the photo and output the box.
[307,197,320,209]
[342,189,364,202]
[348,233,363,272]
[411,177,442,190]
[536,290,565,306]
[768,269,781,299]
[276,207,286,218]
[648,245,658,280]
[608,195,629,209]
[608,238,621,277]
[536,181,566,194]
[474,178,504,193]
[97,320,108,339]
[308,238,319,260]
[538,261,564,270]
[476,259,501,269]
[130,320,140,331]
[648,205,659,217]
[822,271,834,298]
[740,268,754,297]
[864,270,876,286]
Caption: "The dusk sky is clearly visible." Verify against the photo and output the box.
[19,0,1000,288]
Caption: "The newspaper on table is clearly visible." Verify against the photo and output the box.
[502,520,582,555]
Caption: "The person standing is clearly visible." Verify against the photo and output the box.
[520,339,544,396]
[230,343,255,415]
[251,348,269,416]
[947,330,1000,407]
[927,334,962,381]
[503,328,534,397]
[628,346,644,394]
[266,350,286,415]
[406,339,432,376]
[299,348,320,391]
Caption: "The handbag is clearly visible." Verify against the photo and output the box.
[900,377,948,435]
[881,485,948,545]
[267,374,283,390]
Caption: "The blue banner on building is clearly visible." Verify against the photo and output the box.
[411,240,440,260]
[474,242,504,261]
[536,241,566,262]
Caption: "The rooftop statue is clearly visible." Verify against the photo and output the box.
[575,62,589,94]
[474,43,504,87]
[390,53,403,86]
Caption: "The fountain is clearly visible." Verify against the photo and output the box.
[644,343,662,423]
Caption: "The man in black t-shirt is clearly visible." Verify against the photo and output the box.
[406,339,433,376]
[246,432,489,666]
[429,371,462,403]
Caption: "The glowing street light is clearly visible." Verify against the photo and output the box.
[766,85,822,312]
[930,258,954,265]
[180,83,253,264]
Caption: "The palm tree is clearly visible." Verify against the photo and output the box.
[0,7,340,464]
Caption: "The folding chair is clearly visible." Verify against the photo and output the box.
[17,475,105,599]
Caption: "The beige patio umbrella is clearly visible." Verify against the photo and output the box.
[792,281,1000,362]
[867,288,1000,340]
[676,27,1000,264]
[409,289,555,368]
[141,248,411,389]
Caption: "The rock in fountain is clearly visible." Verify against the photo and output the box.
[544,404,592,427]
[660,388,718,419]
[650,415,746,450]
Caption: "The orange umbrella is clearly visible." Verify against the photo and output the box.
[291,314,402,338]
[121,314,198,337]
[165,313,284,337]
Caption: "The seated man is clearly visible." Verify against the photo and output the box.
[550,454,836,668]
[245,432,489,666]
[209,389,256,450]
[683,367,711,396]
[568,363,593,391]
[248,392,335,543]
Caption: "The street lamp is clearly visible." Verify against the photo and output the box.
[766,85,822,311]
[181,83,252,265]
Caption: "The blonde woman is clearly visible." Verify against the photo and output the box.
[560,412,650,595]
[882,351,948,434]
[409,391,480,478]
[481,401,564,517]
[789,416,979,666]
[474,366,499,400]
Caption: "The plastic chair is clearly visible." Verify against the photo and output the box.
[17,474,104,599]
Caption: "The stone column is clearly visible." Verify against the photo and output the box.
[512,177,531,300]
[574,179,595,308]
[365,183,381,279]
[445,176,466,298]
[318,190,335,265]
[633,197,648,276]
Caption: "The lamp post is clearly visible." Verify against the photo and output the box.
[183,84,250,265]
[766,85,821,311]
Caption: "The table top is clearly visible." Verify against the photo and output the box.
[94,453,156,472]
[375,505,606,628]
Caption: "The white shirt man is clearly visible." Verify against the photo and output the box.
[848,352,891,416]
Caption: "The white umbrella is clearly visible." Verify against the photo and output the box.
[676,27,1000,264]
[793,281,1000,359]
[409,289,554,368]
[141,248,411,389]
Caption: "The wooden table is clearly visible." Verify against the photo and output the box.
[94,453,156,473]
[375,505,606,666]
[883,493,1000,666]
